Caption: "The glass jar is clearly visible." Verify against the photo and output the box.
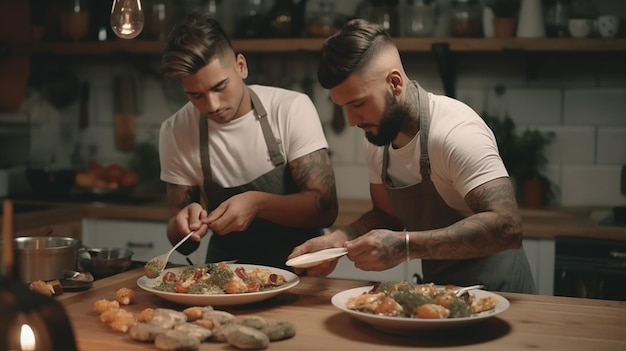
[402,0,436,37]
[59,0,90,41]
[145,0,174,40]
[235,0,266,38]
[545,0,570,37]
[306,2,339,37]
[450,0,482,37]
[370,0,399,37]
[267,0,298,38]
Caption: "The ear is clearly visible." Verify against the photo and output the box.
[235,53,249,79]
[389,70,403,97]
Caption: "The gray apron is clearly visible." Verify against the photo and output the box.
[382,82,536,293]
[199,88,322,270]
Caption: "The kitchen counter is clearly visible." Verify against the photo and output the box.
[55,268,626,351]
[3,196,626,241]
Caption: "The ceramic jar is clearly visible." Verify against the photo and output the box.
[517,0,545,38]
[402,0,436,37]
[450,0,482,37]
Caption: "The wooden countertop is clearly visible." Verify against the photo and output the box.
[4,196,626,241]
[55,268,626,351]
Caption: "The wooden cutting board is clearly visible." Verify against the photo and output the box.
[0,1,31,112]
[114,112,136,150]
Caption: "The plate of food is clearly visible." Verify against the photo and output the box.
[331,282,509,334]
[137,263,299,306]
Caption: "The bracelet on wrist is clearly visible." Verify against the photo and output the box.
[404,229,410,263]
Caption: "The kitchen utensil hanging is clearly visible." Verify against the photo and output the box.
[113,75,138,150]
[79,81,90,130]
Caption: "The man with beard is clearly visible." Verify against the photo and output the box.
[288,19,536,293]
[159,14,338,270]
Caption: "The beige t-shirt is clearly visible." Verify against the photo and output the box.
[365,92,509,216]
[159,85,328,188]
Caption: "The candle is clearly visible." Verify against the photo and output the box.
[20,324,36,351]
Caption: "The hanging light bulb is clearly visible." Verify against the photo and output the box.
[110,0,145,39]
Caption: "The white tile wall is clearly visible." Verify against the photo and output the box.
[507,89,562,125]
[561,165,626,206]
[564,89,626,125]
[544,126,595,165]
[597,127,626,164]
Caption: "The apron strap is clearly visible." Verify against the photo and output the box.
[250,89,285,167]
[199,115,211,181]
[416,83,431,180]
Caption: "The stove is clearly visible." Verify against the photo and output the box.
[554,236,626,301]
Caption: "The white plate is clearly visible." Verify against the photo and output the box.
[331,285,510,334]
[285,248,348,268]
[137,264,299,306]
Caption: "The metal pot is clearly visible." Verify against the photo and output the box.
[7,236,80,283]
[79,247,133,279]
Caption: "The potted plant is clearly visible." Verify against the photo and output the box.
[483,112,555,208]
[512,128,555,208]
[487,0,520,37]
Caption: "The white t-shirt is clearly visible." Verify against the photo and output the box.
[159,85,328,188]
[365,91,508,217]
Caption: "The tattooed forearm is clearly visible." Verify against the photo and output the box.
[290,148,338,215]
[166,183,202,214]
[378,230,406,266]
[420,177,523,260]
[343,208,403,240]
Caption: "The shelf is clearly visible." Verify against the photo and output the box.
[28,37,626,55]
[22,37,626,101]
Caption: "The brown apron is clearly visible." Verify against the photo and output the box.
[199,88,322,270]
[382,82,536,293]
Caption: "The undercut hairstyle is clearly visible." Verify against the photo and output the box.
[317,18,394,89]
[161,13,235,81]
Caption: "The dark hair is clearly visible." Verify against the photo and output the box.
[317,18,394,89]
[161,13,234,81]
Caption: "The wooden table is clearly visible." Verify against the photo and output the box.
[56,268,626,351]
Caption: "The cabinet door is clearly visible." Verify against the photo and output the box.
[523,238,555,296]
[82,219,209,265]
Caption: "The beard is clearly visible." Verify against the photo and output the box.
[365,91,412,146]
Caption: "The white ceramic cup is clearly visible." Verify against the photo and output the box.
[568,18,592,38]
[597,15,620,38]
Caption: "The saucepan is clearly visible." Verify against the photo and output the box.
[0,236,81,283]
[79,247,134,279]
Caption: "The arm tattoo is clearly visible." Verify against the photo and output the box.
[343,208,403,240]
[376,231,406,267]
[167,183,202,212]
[289,148,338,214]
[426,177,522,259]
